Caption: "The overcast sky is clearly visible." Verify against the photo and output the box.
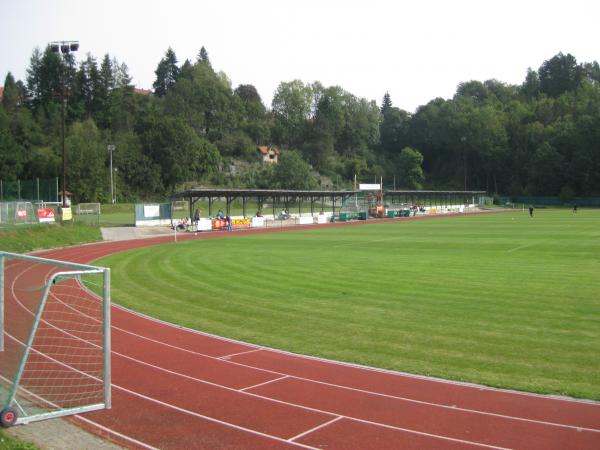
[1,0,598,112]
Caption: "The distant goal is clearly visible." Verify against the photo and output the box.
[0,251,111,427]
[74,203,101,225]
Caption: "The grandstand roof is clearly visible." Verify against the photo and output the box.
[172,188,485,199]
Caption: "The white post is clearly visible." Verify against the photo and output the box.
[103,268,111,409]
[0,254,4,352]
[107,145,115,204]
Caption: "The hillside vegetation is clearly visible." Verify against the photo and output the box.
[2,49,599,201]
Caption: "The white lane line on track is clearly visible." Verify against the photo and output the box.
[110,294,600,408]
[28,248,600,415]
[3,332,318,450]
[287,416,344,442]
[9,263,600,436]
[9,255,600,437]
[240,375,290,392]
[73,415,159,450]
[109,383,319,450]
[108,321,600,434]
[33,336,520,450]
[342,416,511,450]
[219,348,264,359]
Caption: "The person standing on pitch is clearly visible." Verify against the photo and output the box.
[573,204,578,213]
[529,206,534,217]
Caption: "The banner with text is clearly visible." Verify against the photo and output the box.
[37,208,55,223]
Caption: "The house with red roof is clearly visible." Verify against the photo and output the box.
[258,146,280,164]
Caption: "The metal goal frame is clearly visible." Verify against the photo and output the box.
[0,251,111,426]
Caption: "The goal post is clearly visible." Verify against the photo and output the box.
[74,203,101,226]
[0,251,111,427]
[75,203,101,215]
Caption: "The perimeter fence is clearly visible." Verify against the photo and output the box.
[499,196,600,207]
[0,179,58,203]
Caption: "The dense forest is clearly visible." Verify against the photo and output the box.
[1,46,599,202]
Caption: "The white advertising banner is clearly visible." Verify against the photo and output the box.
[144,205,160,218]
[359,184,381,191]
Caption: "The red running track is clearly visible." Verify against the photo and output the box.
[5,219,600,449]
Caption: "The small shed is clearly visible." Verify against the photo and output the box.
[57,190,73,207]
[258,146,280,164]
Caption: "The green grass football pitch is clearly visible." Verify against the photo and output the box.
[94,209,600,400]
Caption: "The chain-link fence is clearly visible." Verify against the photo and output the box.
[0,179,58,203]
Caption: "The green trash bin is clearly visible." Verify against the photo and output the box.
[387,210,396,218]
[339,212,348,222]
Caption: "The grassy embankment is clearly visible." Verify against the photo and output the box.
[0,223,102,253]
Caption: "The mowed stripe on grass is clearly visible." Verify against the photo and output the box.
[95,209,600,400]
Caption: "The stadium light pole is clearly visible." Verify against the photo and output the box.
[460,136,467,191]
[107,145,116,204]
[50,41,79,207]
[113,168,118,204]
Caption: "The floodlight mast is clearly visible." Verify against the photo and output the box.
[107,145,116,204]
[49,41,79,208]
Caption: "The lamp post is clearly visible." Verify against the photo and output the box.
[460,136,467,191]
[114,168,118,204]
[50,40,79,207]
[107,145,116,203]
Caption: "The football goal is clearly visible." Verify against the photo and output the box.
[74,203,101,225]
[0,251,111,427]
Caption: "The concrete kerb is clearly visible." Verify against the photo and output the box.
[5,417,123,450]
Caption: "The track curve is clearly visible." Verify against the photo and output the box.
[6,220,600,449]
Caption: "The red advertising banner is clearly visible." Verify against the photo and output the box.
[16,209,27,219]
[212,219,225,230]
[211,218,251,230]
[37,208,56,223]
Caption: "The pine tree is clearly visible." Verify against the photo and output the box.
[381,92,392,115]
[197,46,211,67]
[153,47,180,97]
[95,54,114,128]
[2,72,20,111]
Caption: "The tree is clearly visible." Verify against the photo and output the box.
[381,92,392,114]
[197,46,211,68]
[234,84,269,144]
[109,60,135,133]
[521,68,540,99]
[395,147,424,189]
[95,54,114,128]
[26,47,63,113]
[74,53,101,120]
[539,53,583,98]
[64,120,107,202]
[380,107,410,156]
[153,47,180,97]
[0,106,25,180]
[137,115,221,191]
[2,72,21,111]
[271,150,317,189]
[527,142,564,195]
[271,80,313,147]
